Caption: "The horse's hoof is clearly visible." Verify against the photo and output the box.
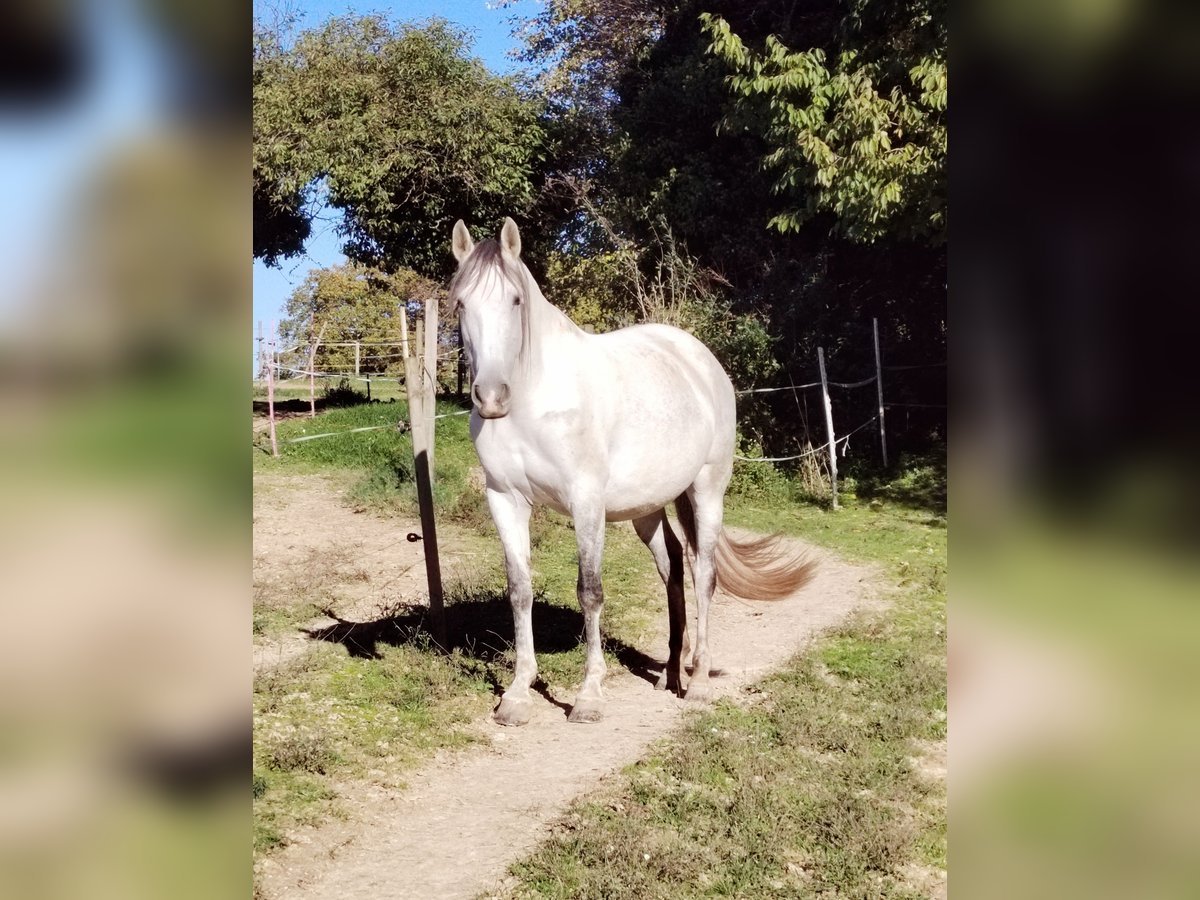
[684,682,712,703]
[494,697,533,727]
[568,700,604,724]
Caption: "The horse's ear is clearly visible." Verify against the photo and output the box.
[452,220,475,263]
[500,217,521,259]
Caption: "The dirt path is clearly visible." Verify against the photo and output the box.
[253,471,488,673]
[255,478,881,900]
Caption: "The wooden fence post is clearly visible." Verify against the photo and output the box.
[817,347,837,509]
[403,303,445,648]
[354,340,361,377]
[400,306,410,402]
[423,298,439,482]
[266,320,279,458]
[873,317,889,468]
[456,324,464,401]
[308,321,326,418]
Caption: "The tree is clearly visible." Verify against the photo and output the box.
[512,0,946,455]
[254,15,546,279]
[278,263,440,375]
[701,4,946,244]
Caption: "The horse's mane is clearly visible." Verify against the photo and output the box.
[449,239,534,371]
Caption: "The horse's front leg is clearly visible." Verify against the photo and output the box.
[569,503,607,724]
[487,488,535,727]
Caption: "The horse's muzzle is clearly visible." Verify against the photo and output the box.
[473,382,511,419]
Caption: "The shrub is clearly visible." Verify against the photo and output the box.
[727,433,793,501]
[322,377,368,408]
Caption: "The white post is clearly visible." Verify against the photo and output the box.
[817,347,838,509]
[873,317,888,467]
[354,341,361,377]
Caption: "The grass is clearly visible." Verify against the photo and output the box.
[251,388,947,896]
[501,468,947,899]
[253,634,496,854]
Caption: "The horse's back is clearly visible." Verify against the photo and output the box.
[585,323,735,517]
[596,323,733,403]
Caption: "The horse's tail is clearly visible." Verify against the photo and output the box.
[674,494,818,601]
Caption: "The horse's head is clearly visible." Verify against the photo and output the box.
[450,217,530,419]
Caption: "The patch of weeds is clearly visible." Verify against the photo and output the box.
[253,640,494,861]
[264,731,336,775]
[822,632,908,684]
[321,378,368,408]
[252,765,339,854]
[854,449,946,515]
[253,598,325,638]
[346,456,415,513]
[727,433,796,502]
[440,481,490,530]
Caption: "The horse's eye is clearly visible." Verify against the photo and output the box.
[513,295,522,307]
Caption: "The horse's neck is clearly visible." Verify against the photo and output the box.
[530,286,580,343]
[520,287,585,384]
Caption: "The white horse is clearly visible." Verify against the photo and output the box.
[451,217,815,726]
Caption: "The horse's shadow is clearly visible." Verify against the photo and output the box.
[301,588,666,699]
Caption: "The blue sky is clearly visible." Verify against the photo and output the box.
[252,1,535,355]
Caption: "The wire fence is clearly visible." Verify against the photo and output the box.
[255,316,944,507]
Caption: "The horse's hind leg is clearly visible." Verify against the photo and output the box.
[681,468,728,703]
[487,488,536,726]
[569,502,607,724]
[633,510,687,696]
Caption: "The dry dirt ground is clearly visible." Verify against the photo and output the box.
[254,472,884,900]
[253,472,490,672]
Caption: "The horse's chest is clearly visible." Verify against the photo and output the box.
[472,418,581,512]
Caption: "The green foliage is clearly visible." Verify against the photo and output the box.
[511,0,667,105]
[321,377,369,408]
[727,435,792,502]
[542,249,638,332]
[680,296,778,390]
[276,263,440,375]
[513,1,945,463]
[853,449,947,514]
[701,6,946,244]
[254,15,545,276]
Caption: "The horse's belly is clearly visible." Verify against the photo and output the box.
[603,498,679,522]
[602,441,711,521]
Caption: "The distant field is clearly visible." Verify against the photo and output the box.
[253,376,410,405]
